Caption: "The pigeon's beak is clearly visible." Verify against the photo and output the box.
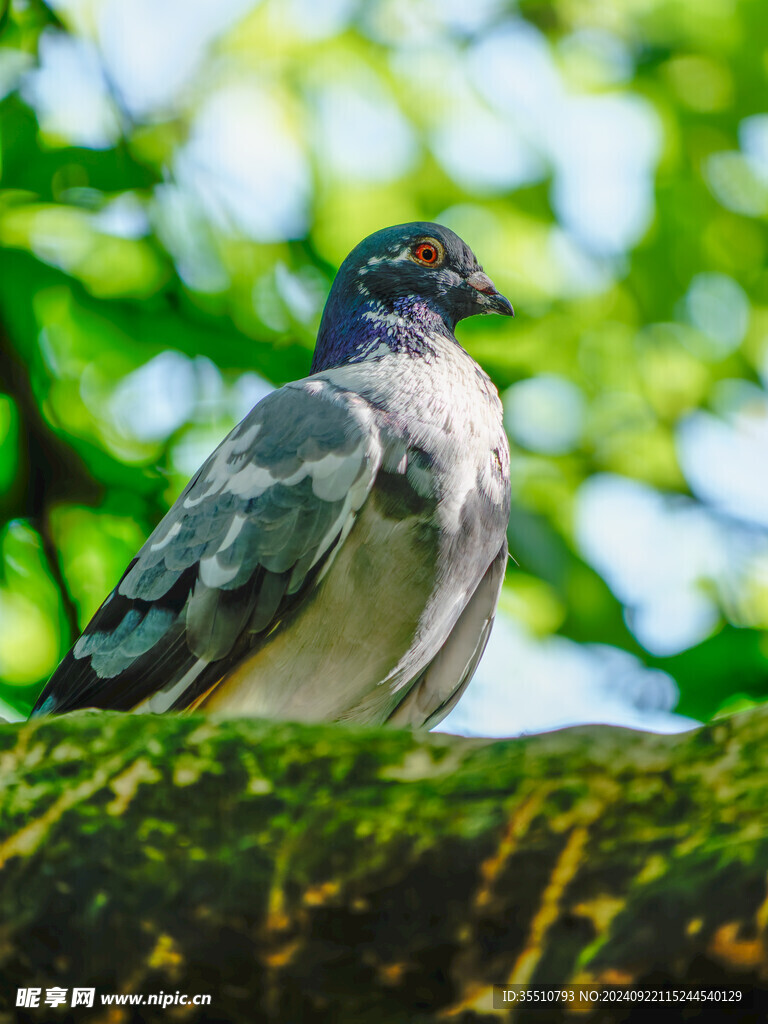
[466,270,514,317]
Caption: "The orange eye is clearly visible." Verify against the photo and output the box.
[413,241,440,265]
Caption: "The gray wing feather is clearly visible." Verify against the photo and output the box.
[386,541,508,729]
[138,382,380,662]
[32,378,383,714]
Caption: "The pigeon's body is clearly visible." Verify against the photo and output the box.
[32,223,513,728]
[200,336,509,725]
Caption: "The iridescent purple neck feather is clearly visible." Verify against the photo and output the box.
[313,291,453,373]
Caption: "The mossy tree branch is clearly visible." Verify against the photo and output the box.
[1,710,767,1022]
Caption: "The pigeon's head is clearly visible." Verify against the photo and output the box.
[313,222,513,372]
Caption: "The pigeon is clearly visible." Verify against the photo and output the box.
[31,222,513,728]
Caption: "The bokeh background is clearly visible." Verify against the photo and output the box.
[0,0,766,735]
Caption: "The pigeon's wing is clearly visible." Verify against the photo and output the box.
[386,540,507,729]
[32,378,384,716]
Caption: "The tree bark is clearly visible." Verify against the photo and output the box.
[1,709,767,1022]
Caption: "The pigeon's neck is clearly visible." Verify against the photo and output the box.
[312,291,454,373]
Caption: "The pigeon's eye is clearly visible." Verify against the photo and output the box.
[412,240,443,266]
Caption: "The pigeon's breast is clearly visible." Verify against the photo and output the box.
[322,340,510,623]
[322,341,509,529]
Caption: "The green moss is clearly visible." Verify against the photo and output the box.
[1,711,768,1020]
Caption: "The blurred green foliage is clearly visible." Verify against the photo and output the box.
[0,0,766,721]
